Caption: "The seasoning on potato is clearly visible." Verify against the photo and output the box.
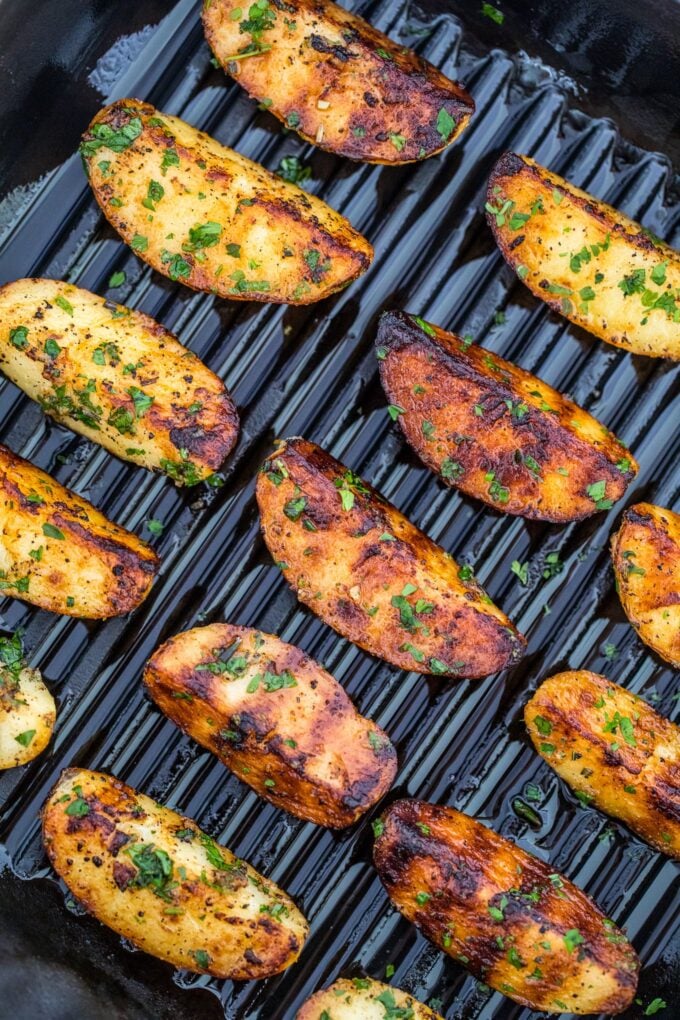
[0,278,239,485]
[486,152,680,359]
[376,311,638,521]
[373,799,639,1014]
[296,977,443,1019]
[144,623,397,827]
[0,630,55,769]
[256,437,525,678]
[525,670,680,859]
[610,502,680,667]
[0,443,158,617]
[42,768,309,979]
[81,99,373,304]
[202,0,474,164]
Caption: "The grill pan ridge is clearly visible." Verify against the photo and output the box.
[0,1,678,1018]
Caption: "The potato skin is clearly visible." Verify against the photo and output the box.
[611,502,680,667]
[0,278,238,485]
[0,632,55,769]
[255,438,525,678]
[377,311,637,521]
[42,768,308,979]
[81,99,372,304]
[296,977,443,1019]
[373,799,639,1014]
[202,0,474,165]
[0,443,158,617]
[525,671,680,859]
[144,623,397,827]
[486,152,680,359]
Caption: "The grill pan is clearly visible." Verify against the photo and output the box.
[0,1,679,1018]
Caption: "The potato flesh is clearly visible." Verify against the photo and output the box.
[487,153,680,359]
[203,0,474,164]
[373,800,639,1014]
[296,977,443,1019]
[0,443,158,617]
[0,663,55,769]
[611,503,680,667]
[377,311,637,521]
[42,768,308,979]
[0,278,238,485]
[81,99,372,304]
[144,623,397,827]
[525,671,680,858]
[256,438,525,678]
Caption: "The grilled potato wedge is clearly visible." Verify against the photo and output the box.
[144,623,397,827]
[611,502,680,667]
[0,443,158,617]
[0,631,55,769]
[377,311,637,521]
[296,977,443,1019]
[373,799,639,1014]
[255,438,525,678]
[203,0,474,165]
[525,671,680,858]
[81,99,372,304]
[0,278,238,485]
[486,153,680,359]
[42,768,308,979]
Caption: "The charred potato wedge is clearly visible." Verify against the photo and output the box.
[377,311,637,521]
[611,502,680,666]
[203,0,474,164]
[42,768,308,979]
[525,671,680,858]
[144,623,397,827]
[486,153,680,359]
[296,977,443,1019]
[0,443,158,617]
[0,631,55,769]
[81,99,372,304]
[256,437,525,678]
[373,799,639,1014]
[0,278,238,485]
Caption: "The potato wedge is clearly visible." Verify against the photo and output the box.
[255,438,525,678]
[0,630,55,769]
[0,443,158,617]
[373,799,639,1014]
[144,623,397,827]
[611,502,680,667]
[486,152,680,359]
[81,99,372,304]
[525,670,680,859]
[0,278,238,485]
[377,311,637,521]
[296,977,443,1019]
[202,0,474,165]
[42,768,308,979]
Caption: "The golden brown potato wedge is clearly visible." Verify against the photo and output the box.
[0,443,158,617]
[525,670,680,859]
[81,99,372,304]
[377,311,637,521]
[144,623,397,827]
[0,631,55,769]
[0,278,238,485]
[486,153,680,359]
[296,977,443,1019]
[202,0,474,164]
[42,768,308,979]
[373,799,639,1014]
[611,502,680,667]
[255,437,525,678]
